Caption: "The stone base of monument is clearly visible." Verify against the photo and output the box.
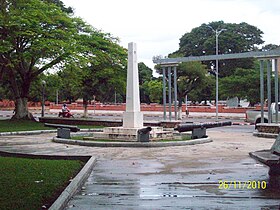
[86,127,173,142]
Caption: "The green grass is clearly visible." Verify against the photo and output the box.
[181,135,192,141]
[0,120,53,132]
[0,156,84,210]
[0,119,102,132]
[79,125,104,129]
[72,135,91,140]
[71,135,192,142]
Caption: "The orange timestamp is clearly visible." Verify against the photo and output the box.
[218,180,267,190]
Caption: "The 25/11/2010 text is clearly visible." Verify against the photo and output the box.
[218,180,267,190]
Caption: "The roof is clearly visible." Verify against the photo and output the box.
[153,49,280,65]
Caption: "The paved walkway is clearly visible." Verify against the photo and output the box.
[0,126,279,209]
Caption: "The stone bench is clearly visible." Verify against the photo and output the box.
[249,133,280,175]
[44,123,80,139]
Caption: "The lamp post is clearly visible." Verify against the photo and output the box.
[114,88,117,104]
[207,26,226,121]
[41,80,46,117]
[93,95,96,114]
[56,89,59,105]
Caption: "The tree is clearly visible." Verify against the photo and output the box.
[27,73,63,103]
[177,61,208,102]
[78,32,127,117]
[138,62,153,103]
[139,62,153,85]
[219,68,261,106]
[0,0,79,119]
[261,44,280,51]
[142,79,162,103]
[57,64,82,103]
[158,61,208,119]
[55,32,127,117]
[43,0,73,14]
[188,75,215,103]
[174,21,264,77]
[0,0,127,120]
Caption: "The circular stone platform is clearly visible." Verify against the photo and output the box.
[52,137,212,147]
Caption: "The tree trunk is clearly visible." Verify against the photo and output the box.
[178,98,183,120]
[83,99,88,118]
[11,97,34,120]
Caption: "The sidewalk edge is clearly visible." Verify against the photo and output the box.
[49,156,97,210]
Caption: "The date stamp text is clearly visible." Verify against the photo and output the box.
[218,180,267,190]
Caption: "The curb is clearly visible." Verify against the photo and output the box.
[0,130,56,136]
[49,156,97,210]
[253,131,278,139]
[232,122,251,126]
[0,129,102,136]
[53,137,212,148]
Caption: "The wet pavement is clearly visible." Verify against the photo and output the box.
[65,150,280,209]
[65,157,280,210]
[0,125,280,209]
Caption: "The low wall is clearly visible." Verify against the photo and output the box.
[256,123,280,134]
[49,103,255,114]
[0,100,260,114]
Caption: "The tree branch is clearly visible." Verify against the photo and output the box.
[29,56,37,72]
[32,53,69,78]
[7,67,21,99]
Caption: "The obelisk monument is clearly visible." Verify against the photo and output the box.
[90,42,172,141]
[123,42,143,128]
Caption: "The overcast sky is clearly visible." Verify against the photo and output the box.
[63,0,280,70]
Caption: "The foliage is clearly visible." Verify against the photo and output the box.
[0,0,79,119]
[57,64,83,103]
[138,62,153,85]
[219,68,261,105]
[57,32,127,104]
[188,75,215,103]
[27,73,62,102]
[142,79,163,103]
[0,0,127,119]
[261,44,280,51]
[176,62,208,106]
[0,156,83,210]
[138,62,153,103]
[155,60,208,105]
[173,21,264,77]
[43,0,73,14]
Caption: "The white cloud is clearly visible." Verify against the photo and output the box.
[63,0,280,70]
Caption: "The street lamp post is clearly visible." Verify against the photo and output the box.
[41,80,46,117]
[56,89,59,105]
[207,26,226,121]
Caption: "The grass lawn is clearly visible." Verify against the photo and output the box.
[0,119,101,132]
[0,120,53,132]
[72,135,192,142]
[0,156,84,210]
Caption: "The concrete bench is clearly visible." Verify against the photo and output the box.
[44,123,80,139]
[249,133,280,175]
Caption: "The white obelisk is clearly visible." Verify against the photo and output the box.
[123,42,143,128]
